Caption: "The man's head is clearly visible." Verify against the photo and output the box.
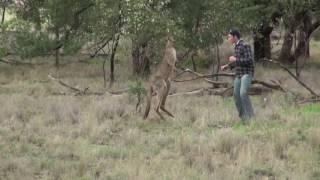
[228,29,241,44]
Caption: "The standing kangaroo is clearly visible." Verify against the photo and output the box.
[143,37,177,120]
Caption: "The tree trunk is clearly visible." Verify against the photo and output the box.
[1,6,5,24]
[109,34,120,87]
[294,31,307,59]
[55,49,60,68]
[215,43,220,81]
[55,27,60,68]
[279,30,294,63]
[253,33,272,62]
[253,34,263,62]
[132,40,150,76]
[253,23,273,62]
[264,33,272,60]
[294,32,299,78]
[103,56,108,88]
[191,52,197,72]
[302,13,312,58]
[279,13,318,63]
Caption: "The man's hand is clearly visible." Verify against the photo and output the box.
[220,64,229,71]
[229,56,236,63]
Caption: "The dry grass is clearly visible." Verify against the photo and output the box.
[0,49,319,180]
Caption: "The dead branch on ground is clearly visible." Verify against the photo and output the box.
[48,74,128,96]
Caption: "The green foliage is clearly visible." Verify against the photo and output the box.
[0,48,7,58]
[8,0,94,59]
[128,79,147,110]
[128,80,147,99]
[1,0,320,68]
[182,55,211,69]
[284,92,300,105]
[14,32,55,59]
[63,37,86,55]
[169,0,233,49]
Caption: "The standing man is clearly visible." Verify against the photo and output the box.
[221,29,254,120]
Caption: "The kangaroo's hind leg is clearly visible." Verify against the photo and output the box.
[154,81,167,120]
[160,79,174,118]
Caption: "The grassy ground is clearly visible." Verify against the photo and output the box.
[0,45,319,180]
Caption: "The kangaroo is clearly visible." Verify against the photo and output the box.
[143,37,177,120]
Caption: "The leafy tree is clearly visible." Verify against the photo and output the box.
[123,0,174,76]
[87,0,123,87]
[10,0,94,66]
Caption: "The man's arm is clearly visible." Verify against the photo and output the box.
[221,61,235,71]
[229,62,236,69]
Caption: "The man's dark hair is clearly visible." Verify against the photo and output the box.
[229,29,241,39]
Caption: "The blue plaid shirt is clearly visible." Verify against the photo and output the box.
[230,40,254,77]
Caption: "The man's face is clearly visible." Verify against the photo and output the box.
[228,34,237,44]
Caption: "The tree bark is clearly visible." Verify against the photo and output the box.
[191,52,197,72]
[103,53,108,88]
[55,27,60,68]
[109,34,120,87]
[279,30,294,63]
[132,39,151,76]
[1,6,5,24]
[279,13,319,63]
[215,43,220,81]
[253,23,273,62]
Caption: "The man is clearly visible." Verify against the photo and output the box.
[221,29,254,120]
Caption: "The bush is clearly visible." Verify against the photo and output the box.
[182,55,211,69]
[128,80,147,110]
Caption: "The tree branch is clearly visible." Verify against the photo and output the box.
[174,68,286,92]
[53,2,95,51]
[90,36,113,58]
[173,68,235,82]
